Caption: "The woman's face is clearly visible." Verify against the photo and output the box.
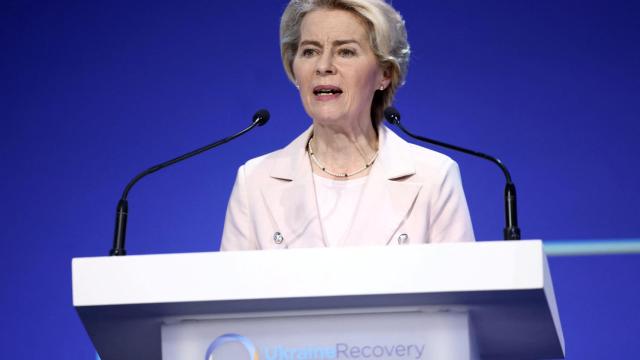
[292,9,389,128]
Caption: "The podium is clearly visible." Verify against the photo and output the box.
[72,240,565,359]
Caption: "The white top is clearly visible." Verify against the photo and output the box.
[313,174,368,247]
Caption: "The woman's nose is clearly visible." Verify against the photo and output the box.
[315,52,336,75]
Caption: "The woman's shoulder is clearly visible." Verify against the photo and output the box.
[237,126,312,178]
[381,125,458,176]
[235,146,284,180]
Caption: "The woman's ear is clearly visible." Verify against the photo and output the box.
[380,63,392,88]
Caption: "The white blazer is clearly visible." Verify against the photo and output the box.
[220,125,475,250]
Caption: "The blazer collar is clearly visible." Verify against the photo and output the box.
[268,126,314,181]
[375,125,417,180]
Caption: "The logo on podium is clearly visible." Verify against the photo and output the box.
[205,333,259,360]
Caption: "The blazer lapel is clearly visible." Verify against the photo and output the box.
[344,126,422,246]
[260,127,326,248]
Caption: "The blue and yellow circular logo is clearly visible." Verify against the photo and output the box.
[205,333,259,360]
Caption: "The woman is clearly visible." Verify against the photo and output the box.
[221,0,474,250]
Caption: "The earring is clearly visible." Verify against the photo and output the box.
[295,82,300,90]
[379,85,385,91]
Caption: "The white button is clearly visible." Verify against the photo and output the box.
[273,232,284,244]
[397,233,409,244]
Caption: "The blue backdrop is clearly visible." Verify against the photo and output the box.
[2,0,639,358]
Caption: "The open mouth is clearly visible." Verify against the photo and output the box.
[313,85,343,96]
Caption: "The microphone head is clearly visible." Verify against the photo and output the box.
[383,106,401,125]
[252,109,270,126]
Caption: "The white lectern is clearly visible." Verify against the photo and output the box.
[73,240,565,359]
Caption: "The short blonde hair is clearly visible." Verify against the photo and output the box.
[280,0,410,125]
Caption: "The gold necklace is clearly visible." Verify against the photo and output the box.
[307,137,379,178]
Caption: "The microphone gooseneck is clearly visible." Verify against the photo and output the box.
[383,107,520,240]
[110,109,271,256]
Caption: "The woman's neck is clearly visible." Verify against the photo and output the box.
[310,121,378,180]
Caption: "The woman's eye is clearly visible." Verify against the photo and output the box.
[338,48,356,57]
[300,48,317,57]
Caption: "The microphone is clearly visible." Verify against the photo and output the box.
[109,109,270,256]
[383,107,520,240]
